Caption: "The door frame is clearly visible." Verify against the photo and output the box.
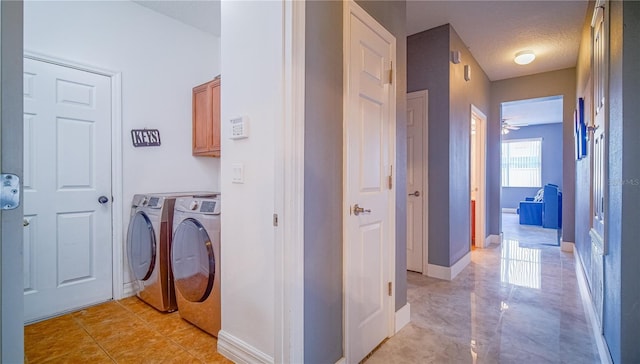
[273,0,305,362]
[342,0,397,361]
[471,105,487,248]
[407,90,429,275]
[23,51,124,300]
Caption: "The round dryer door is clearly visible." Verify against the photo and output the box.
[172,218,215,302]
[126,211,156,281]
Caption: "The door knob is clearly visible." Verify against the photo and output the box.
[23,218,29,227]
[98,196,109,205]
[353,204,371,216]
[408,191,420,197]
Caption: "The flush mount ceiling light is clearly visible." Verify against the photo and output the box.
[514,50,536,65]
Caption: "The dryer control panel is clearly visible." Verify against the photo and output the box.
[175,197,221,215]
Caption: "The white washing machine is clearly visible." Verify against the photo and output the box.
[126,192,215,312]
[171,195,221,336]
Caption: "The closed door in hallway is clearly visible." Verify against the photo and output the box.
[23,57,113,322]
[406,90,428,272]
[344,2,396,362]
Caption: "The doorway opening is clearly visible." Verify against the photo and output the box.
[470,105,486,249]
[500,96,563,250]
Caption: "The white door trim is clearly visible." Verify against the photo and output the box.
[343,1,397,361]
[23,51,124,300]
[273,1,305,363]
[408,90,429,275]
[471,105,487,248]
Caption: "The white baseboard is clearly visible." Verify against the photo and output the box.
[427,251,471,281]
[502,208,518,214]
[573,249,613,364]
[217,330,274,364]
[335,358,346,364]
[561,241,574,253]
[122,282,136,299]
[395,303,410,333]
[486,234,501,246]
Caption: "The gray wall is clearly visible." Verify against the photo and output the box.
[574,2,640,361]
[407,24,490,267]
[408,25,450,266]
[1,0,25,362]
[501,123,563,209]
[490,69,576,242]
[619,5,640,361]
[303,2,407,362]
[303,2,343,363]
[603,2,640,362]
[448,27,491,264]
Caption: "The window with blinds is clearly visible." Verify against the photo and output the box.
[501,139,542,187]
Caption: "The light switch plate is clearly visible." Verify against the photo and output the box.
[232,163,244,184]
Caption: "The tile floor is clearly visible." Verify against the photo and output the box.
[24,296,231,364]
[27,213,600,363]
[366,213,600,363]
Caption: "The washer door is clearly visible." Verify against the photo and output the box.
[126,211,156,281]
[172,218,215,302]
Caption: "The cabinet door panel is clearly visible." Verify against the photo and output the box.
[192,78,220,157]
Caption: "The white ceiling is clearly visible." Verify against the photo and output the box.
[133,0,220,37]
[501,96,564,126]
[407,0,589,81]
[133,0,588,82]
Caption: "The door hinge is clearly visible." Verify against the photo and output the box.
[388,165,393,190]
[388,282,392,296]
[385,61,393,85]
[273,213,278,227]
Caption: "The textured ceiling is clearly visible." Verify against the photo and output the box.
[133,0,220,37]
[133,0,588,82]
[407,0,589,81]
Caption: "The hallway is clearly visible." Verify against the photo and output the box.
[367,219,600,363]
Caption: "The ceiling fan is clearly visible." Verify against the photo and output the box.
[501,119,522,134]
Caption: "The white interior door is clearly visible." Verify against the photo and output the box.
[23,57,113,322]
[406,91,427,273]
[344,2,396,362]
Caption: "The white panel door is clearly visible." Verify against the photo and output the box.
[406,91,427,273]
[344,3,396,362]
[23,57,112,322]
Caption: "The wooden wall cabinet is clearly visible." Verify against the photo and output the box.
[192,77,221,157]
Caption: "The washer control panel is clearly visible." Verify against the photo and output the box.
[200,201,217,213]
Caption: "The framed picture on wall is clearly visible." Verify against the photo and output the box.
[574,108,581,160]
[577,97,587,158]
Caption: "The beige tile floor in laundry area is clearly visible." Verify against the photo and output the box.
[24,296,231,364]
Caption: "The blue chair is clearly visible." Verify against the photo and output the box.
[518,184,562,228]
[518,196,543,226]
[542,184,562,229]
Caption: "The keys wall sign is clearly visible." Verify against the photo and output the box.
[131,129,161,147]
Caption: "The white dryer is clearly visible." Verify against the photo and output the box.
[171,195,221,336]
[126,192,215,312]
